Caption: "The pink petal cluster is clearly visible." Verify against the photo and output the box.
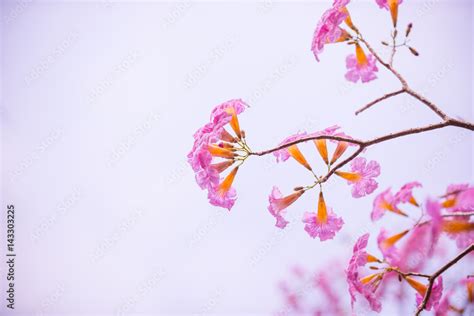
[348,157,381,198]
[444,184,474,212]
[267,186,305,229]
[425,198,443,254]
[273,131,308,162]
[188,99,247,210]
[375,0,403,10]
[302,209,344,241]
[346,234,382,313]
[376,228,400,264]
[371,181,421,221]
[395,181,422,203]
[311,0,350,61]
[415,277,443,311]
[371,188,396,221]
[345,53,378,83]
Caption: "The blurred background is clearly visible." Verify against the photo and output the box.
[0,0,472,315]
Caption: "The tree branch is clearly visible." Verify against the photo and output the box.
[355,89,406,115]
[415,244,474,316]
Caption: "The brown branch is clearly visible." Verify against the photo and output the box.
[355,89,405,115]
[250,120,473,184]
[415,244,474,316]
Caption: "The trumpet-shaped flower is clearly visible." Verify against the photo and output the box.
[336,157,380,198]
[302,192,344,241]
[273,132,313,171]
[311,0,352,61]
[371,188,406,221]
[346,234,383,313]
[375,0,403,27]
[394,181,422,205]
[208,167,239,210]
[345,44,378,83]
[268,186,305,229]
[377,228,408,264]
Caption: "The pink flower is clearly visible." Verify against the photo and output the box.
[303,210,344,241]
[207,167,239,210]
[345,44,378,83]
[311,0,351,61]
[273,132,307,162]
[273,132,313,171]
[336,157,380,198]
[426,198,443,254]
[210,99,247,132]
[394,181,422,205]
[268,186,305,229]
[415,277,443,311]
[377,228,407,264]
[443,184,474,213]
[302,192,343,241]
[443,218,474,249]
[375,0,403,10]
[346,234,383,313]
[375,0,403,27]
[371,188,396,221]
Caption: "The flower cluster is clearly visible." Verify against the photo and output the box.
[268,126,380,240]
[311,0,409,83]
[344,182,474,313]
[188,99,250,210]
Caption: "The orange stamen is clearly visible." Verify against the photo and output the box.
[405,277,427,296]
[217,167,239,196]
[335,171,361,182]
[208,145,236,159]
[317,191,328,223]
[287,145,312,171]
[211,160,234,173]
[381,230,409,250]
[355,44,368,66]
[314,139,329,165]
[442,220,474,233]
[330,141,349,165]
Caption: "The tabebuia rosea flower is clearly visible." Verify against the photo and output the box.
[302,192,344,240]
[188,99,250,210]
[273,132,313,171]
[345,44,378,83]
[405,276,443,311]
[310,125,357,167]
[346,234,383,313]
[268,186,305,229]
[375,0,403,27]
[436,277,474,315]
[377,228,408,264]
[311,0,354,61]
[371,181,421,221]
[442,184,474,212]
[336,157,380,198]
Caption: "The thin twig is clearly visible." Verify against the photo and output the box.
[415,244,474,316]
[355,89,406,115]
